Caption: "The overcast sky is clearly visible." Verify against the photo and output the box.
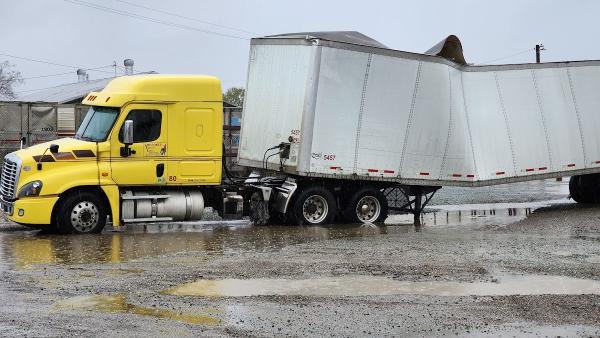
[2,0,600,95]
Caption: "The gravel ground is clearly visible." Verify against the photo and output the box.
[0,179,599,337]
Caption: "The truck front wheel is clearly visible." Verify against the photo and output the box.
[289,186,337,225]
[55,191,107,234]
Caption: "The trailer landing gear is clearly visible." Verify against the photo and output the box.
[385,185,440,226]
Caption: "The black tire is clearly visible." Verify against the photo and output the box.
[571,174,600,204]
[569,176,585,203]
[55,191,107,234]
[288,185,337,225]
[342,187,388,224]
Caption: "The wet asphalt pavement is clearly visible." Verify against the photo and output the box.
[1,179,599,337]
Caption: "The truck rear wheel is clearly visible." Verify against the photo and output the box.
[56,191,107,234]
[343,187,388,224]
[289,186,337,225]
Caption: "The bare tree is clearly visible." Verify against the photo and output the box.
[0,61,23,99]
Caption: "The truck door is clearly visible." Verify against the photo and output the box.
[110,104,168,185]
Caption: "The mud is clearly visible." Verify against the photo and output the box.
[1,179,600,337]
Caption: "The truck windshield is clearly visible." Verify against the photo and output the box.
[75,106,119,142]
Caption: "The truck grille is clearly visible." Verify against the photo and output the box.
[1,158,18,199]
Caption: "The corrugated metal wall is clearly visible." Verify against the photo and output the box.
[0,102,60,158]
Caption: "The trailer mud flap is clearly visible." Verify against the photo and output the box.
[272,179,298,214]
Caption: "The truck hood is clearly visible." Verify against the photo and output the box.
[12,138,98,165]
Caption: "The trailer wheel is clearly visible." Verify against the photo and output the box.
[343,187,388,224]
[569,176,585,203]
[570,174,600,203]
[289,186,337,225]
[55,191,107,234]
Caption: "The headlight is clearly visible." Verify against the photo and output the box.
[18,181,43,198]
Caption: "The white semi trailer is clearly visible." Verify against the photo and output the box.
[238,32,600,225]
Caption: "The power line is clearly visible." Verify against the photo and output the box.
[478,48,535,65]
[21,70,74,80]
[64,0,250,41]
[0,52,114,74]
[114,0,258,36]
[21,65,115,80]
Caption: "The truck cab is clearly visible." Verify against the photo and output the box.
[0,75,224,233]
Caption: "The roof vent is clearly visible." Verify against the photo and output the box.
[76,69,89,82]
[124,59,134,75]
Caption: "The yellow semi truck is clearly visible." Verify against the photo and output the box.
[1,75,230,233]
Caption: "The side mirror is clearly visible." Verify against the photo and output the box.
[123,120,134,145]
[120,120,136,157]
[49,144,59,154]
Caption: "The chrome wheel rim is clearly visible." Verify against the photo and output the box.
[302,195,328,224]
[355,196,381,223]
[71,201,99,232]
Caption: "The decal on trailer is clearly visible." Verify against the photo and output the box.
[290,129,301,143]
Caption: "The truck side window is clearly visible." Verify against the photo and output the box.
[118,109,162,143]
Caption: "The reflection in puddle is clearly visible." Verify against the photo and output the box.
[1,200,573,269]
[163,274,600,297]
[4,224,389,268]
[387,200,566,226]
[55,294,221,325]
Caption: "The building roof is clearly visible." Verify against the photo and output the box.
[17,77,116,104]
[16,71,158,104]
[12,72,241,108]
[265,31,388,49]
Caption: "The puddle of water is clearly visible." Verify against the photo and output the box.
[552,250,574,257]
[388,200,573,227]
[2,224,390,268]
[163,274,600,297]
[585,255,600,264]
[0,200,576,269]
[388,207,532,227]
[55,294,221,325]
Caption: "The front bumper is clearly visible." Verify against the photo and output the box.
[1,195,58,225]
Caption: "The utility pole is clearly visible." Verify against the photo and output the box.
[535,44,545,63]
